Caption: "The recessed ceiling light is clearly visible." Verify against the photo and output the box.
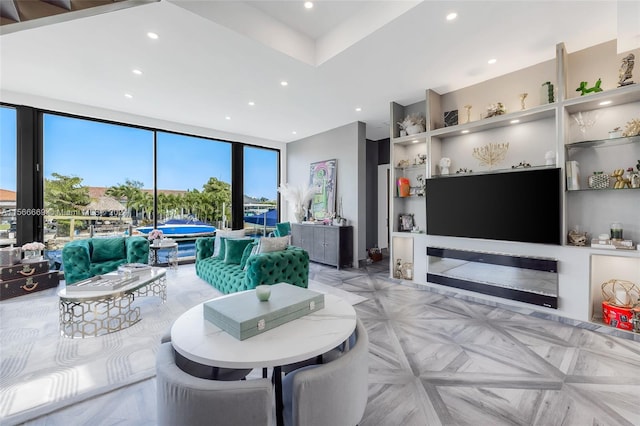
[304,2,313,9]
[461,130,469,134]
[510,119,520,124]
[280,81,288,86]
[488,58,497,64]
[124,93,133,99]
[355,107,362,112]
[248,101,255,106]
[446,12,457,21]
[599,100,612,106]
[292,131,297,135]
[132,69,143,75]
[225,116,231,120]
[147,32,158,40]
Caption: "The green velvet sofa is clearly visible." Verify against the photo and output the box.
[62,236,150,284]
[195,237,309,294]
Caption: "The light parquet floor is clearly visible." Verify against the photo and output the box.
[23,259,640,426]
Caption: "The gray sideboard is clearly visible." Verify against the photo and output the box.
[291,223,353,269]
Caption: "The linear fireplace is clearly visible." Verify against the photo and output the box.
[426,247,558,308]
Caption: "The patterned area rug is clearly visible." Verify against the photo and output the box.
[0,265,365,425]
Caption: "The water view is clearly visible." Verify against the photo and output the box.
[2,109,280,266]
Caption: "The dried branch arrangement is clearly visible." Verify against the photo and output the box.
[472,142,509,168]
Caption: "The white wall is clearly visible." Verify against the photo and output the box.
[287,121,367,266]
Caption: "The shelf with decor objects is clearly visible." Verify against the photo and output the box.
[556,40,640,339]
[389,98,429,279]
[563,66,640,250]
[588,253,640,338]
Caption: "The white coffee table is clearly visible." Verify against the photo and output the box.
[58,267,167,338]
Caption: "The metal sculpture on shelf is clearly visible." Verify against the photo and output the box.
[519,93,528,110]
[472,142,509,168]
[485,102,506,118]
[618,53,635,87]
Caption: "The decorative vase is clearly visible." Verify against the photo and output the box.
[22,250,42,262]
[293,206,305,223]
[405,124,424,135]
[255,285,271,301]
[397,177,410,197]
[588,172,609,189]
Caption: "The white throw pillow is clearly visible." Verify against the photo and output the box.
[257,236,289,254]
[213,229,246,257]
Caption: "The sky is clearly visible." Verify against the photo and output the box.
[0,107,17,191]
[0,107,278,200]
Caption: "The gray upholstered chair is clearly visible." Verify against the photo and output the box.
[282,318,369,426]
[155,342,274,426]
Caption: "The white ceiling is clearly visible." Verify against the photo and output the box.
[0,1,635,143]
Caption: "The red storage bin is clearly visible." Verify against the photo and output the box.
[602,301,640,332]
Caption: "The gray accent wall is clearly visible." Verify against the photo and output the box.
[287,122,366,267]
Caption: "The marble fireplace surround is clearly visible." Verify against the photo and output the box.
[427,246,558,308]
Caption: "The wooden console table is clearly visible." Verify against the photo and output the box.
[291,223,353,269]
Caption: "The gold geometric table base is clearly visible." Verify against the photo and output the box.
[59,275,166,338]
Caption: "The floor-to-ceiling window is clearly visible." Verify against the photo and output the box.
[0,106,17,247]
[156,131,231,261]
[42,113,154,261]
[243,146,279,237]
[6,103,280,266]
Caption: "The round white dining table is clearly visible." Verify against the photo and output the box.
[171,293,356,369]
[170,291,357,426]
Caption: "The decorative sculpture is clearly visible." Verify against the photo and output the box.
[572,111,599,136]
[395,259,403,279]
[618,53,635,87]
[541,81,555,103]
[485,103,506,118]
[611,169,630,189]
[472,142,509,168]
[623,118,640,137]
[568,228,588,246]
[545,150,556,166]
[576,78,603,96]
[439,157,451,175]
[511,161,531,169]
[397,113,425,136]
[519,93,528,110]
[464,105,472,123]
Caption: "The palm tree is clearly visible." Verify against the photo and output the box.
[106,179,144,219]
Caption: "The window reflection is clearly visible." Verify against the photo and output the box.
[243,146,279,237]
[156,132,231,262]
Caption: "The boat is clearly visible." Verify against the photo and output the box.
[243,208,277,227]
[136,218,216,237]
